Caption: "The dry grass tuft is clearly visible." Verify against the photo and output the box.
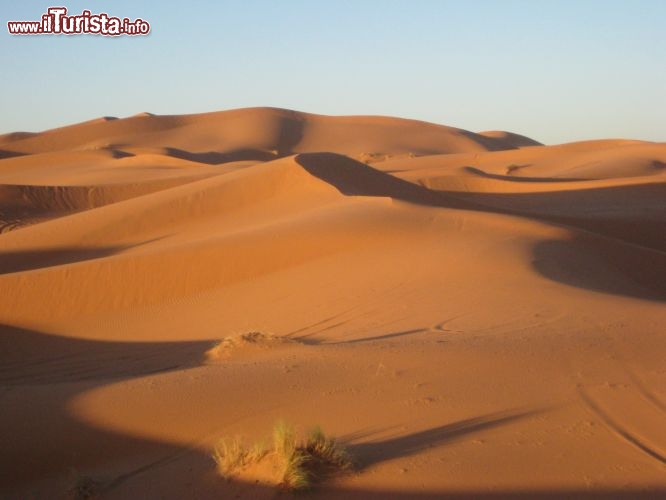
[212,421,353,491]
[305,425,351,471]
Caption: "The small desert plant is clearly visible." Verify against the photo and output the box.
[280,446,311,491]
[213,436,269,478]
[213,437,248,478]
[304,425,351,470]
[212,421,352,491]
[272,419,296,457]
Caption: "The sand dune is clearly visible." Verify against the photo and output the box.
[1,108,665,499]
[478,130,544,148]
[1,107,522,158]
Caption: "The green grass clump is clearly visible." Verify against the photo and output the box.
[213,421,353,491]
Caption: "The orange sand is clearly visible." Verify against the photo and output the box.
[1,108,665,498]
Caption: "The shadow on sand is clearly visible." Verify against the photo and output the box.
[345,409,540,469]
[0,323,212,495]
[1,323,664,499]
[295,153,666,302]
[162,112,305,165]
[0,246,130,275]
[0,236,168,275]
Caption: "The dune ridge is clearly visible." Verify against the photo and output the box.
[0,107,522,158]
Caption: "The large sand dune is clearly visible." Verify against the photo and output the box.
[1,108,665,498]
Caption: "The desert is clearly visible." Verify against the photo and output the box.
[1,107,665,499]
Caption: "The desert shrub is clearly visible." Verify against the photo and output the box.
[212,421,352,491]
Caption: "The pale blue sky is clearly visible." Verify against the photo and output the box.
[2,1,665,144]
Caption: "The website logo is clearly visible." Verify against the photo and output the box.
[7,7,150,36]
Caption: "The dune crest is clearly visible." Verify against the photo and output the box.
[0,107,532,158]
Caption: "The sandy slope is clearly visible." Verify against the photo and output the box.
[1,108,665,499]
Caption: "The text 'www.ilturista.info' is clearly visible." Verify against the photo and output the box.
[7,7,150,36]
